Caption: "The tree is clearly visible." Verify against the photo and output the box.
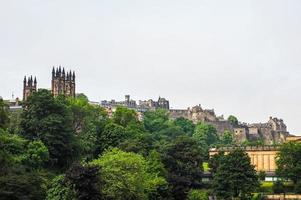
[228,115,238,126]
[173,117,195,136]
[98,122,126,154]
[276,142,301,184]
[155,124,186,141]
[20,89,79,168]
[221,130,234,146]
[7,109,22,134]
[162,136,204,200]
[193,123,218,158]
[113,106,139,128]
[118,132,155,157]
[208,151,226,174]
[65,164,101,200]
[67,95,109,159]
[193,123,218,146]
[187,189,208,200]
[0,98,9,129]
[91,148,167,200]
[0,129,49,173]
[22,140,49,169]
[0,172,46,200]
[212,149,259,199]
[258,171,266,181]
[143,109,169,133]
[46,175,75,200]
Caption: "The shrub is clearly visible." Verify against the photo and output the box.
[187,189,208,200]
[272,181,284,194]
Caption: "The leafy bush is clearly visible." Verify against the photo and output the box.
[273,181,284,194]
[187,189,208,200]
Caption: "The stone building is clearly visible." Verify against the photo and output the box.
[101,95,136,109]
[169,104,289,144]
[51,66,75,98]
[138,96,170,110]
[101,95,170,111]
[23,76,37,101]
[233,117,289,145]
[209,146,280,175]
[169,105,233,134]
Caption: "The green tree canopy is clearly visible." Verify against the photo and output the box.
[67,95,109,159]
[0,172,46,200]
[220,130,234,146]
[276,142,301,184]
[143,109,169,133]
[65,164,101,200]
[46,175,74,200]
[187,189,208,200]
[113,106,139,128]
[91,148,167,200]
[0,129,49,173]
[193,123,218,152]
[228,115,238,126]
[0,98,10,129]
[162,136,204,200]
[212,149,259,199]
[20,89,79,169]
[98,122,126,154]
[173,117,195,136]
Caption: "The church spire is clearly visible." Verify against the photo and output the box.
[52,67,55,77]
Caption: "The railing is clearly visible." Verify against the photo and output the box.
[210,145,281,152]
[265,194,301,199]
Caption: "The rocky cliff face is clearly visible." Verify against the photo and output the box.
[169,106,289,145]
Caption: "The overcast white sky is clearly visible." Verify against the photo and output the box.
[0,0,301,134]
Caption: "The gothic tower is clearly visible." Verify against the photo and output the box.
[51,66,76,98]
[23,76,37,101]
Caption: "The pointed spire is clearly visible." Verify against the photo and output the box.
[34,76,37,84]
[23,76,27,84]
[56,67,59,76]
[52,67,55,77]
[72,71,75,80]
[59,66,62,76]
[28,76,31,86]
[62,68,65,78]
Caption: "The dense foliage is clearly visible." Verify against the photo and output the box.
[276,141,301,193]
[1,90,288,199]
[212,149,259,199]
[20,90,79,168]
[0,98,9,129]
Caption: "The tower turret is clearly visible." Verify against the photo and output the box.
[34,77,37,86]
[23,75,37,101]
[52,67,55,77]
[51,66,76,98]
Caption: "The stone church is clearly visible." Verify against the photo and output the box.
[22,66,76,101]
[23,76,37,101]
[51,67,76,98]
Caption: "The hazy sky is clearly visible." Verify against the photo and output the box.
[1,0,301,134]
